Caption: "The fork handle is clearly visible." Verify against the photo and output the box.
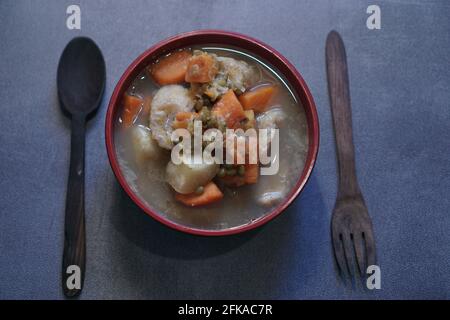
[326,31,361,200]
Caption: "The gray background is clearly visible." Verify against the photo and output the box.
[1,0,449,299]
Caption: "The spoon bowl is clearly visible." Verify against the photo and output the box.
[58,37,105,117]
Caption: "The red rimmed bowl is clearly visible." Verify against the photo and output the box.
[105,30,319,236]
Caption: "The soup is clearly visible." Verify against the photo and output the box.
[114,45,308,231]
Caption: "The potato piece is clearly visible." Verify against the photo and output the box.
[255,157,289,207]
[203,57,253,101]
[131,125,162,166]
[216,56,252,93]
[166,158,219,194]
[150,85,194,149]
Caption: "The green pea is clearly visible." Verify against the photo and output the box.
[195,186,204,195]
[208,118,218,128]
[218,167,226,178]
[217,78,227,87]
[224,164,234,170]
[218,123,226,133]
[226,168,237,176]
[238,165,246,176]
[200,107,210,122]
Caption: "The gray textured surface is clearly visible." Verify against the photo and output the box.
[1,0,450,299]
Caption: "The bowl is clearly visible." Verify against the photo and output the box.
[105,30,319,236]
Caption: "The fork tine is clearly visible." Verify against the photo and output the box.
[353,232,366,276]
[364,228,377,267]
[342,233,356,279]
[332,230,349,280]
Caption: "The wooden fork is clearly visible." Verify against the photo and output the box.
[326,31,377,283]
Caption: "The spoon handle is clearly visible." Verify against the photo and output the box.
[62,114,86,297]
[326,31,361,200]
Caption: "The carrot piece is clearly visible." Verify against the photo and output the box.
[175,182,224,207]
[150,50,192,85]
[212,90,246,129]
[239,85,276,113]
[175,112,196,121]
[142,96,153,117]
[121,94,143,128]
[220,164,259,187]
[185,53,218,83]
[244,164,259,184]
[172,112,198,129]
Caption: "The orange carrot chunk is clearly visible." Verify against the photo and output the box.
[175,182,224,207]
[239,85,276,113]
[220,164,259,187]
[185,53,218,83]
[244,164,259,184]
[142,96,153,117]
[212,90,246,129]
[172,112,198,129]
[150,50,192,85]
[121,94,143,128]
[175,111,197,121]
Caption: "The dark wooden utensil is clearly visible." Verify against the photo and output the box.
[326,31,376,283]
[57,37,105,297]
